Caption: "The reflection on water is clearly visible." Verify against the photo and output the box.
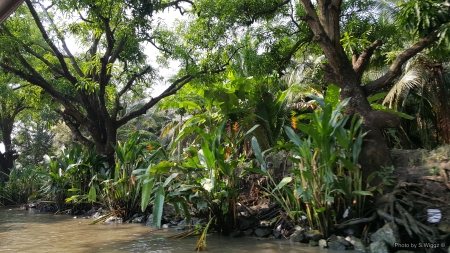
[0,207,344,253]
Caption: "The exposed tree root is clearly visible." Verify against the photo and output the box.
[337,182,447,247]
[335,211,377,230]
[378,182,440,244]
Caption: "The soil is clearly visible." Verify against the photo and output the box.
[391,146,450,225]
[391,146,450,202]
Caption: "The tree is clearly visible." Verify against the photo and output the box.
[0,0,229,167]
[0,72,40,178]
[297,0,449,180]
[191,0,450,181]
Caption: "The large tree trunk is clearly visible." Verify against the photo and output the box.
[0,104,22,180]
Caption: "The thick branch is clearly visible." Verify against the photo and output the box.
[118,66,152,97]
[353,40,383,79]
[363,30,440,95]
[300,0,350,74]
[277,33,313,75]
[116,67,225,128]
[25,0,77,84]
[0,24,65,77]
[55,109,93,147]
[300,0,324,37]
[0,59,79,105]
[37,2,84,78]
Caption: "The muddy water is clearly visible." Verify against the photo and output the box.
[0,207,345,253]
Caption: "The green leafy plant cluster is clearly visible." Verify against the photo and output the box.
[0,165,40,205]
[253,84,371,236]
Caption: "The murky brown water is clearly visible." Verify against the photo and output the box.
[0,207,346,253]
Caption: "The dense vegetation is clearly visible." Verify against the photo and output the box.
[1,0,450,243]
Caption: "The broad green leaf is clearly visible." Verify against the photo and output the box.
[353,190,373,196]
[273,177,292,191]
[284,126,303,147]
[243,167,268,175]
[88,186,97,202]
[163,173,179,187]
[141,174,155,212]
[200,141,215,169]
[251,136,267,173]
[324,84,340,109]
[367,92,387,103]
[371,104,414,120]
[153,186,165,228]
[149,161,176,173]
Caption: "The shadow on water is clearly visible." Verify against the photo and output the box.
[0,207,351,253]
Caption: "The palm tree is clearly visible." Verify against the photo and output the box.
[383,54,450,148]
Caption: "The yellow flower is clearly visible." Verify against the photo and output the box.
[232,122,239,132]
[224,146,232,160]
[291,116,297,131]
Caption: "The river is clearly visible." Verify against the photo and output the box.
[0,207,348,253]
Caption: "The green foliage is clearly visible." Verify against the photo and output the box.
[0,165,40,205]
[102,130,152,218]
[140,111,259,234]
[38,156,72,208]
[253,86,369,236]
[398,0,450,37]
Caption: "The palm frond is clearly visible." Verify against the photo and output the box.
[383,68,425,108]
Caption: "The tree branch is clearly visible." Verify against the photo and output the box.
[25,0,77,85]
[0,59,80,105]
[277,33,313,75]
[116,67,225,128]
[37,2,84,78]
[55,109,94,147]
[363,30,440,95]
[0,24,65,77]
[353,39,383,80]
[118,66,152,97]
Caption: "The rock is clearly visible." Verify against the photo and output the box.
[369,240,389,253]
[229,230,243,238]
[146,214,154,227]
[162,224,169,229]
[328,241,346,250]
[305,230,324,241]
[309,240,318,246]
[131,215,145,223]
[370,222,400,247]
[336,236,351,247]
[244,229,253,236]
[255,228,271,237]
[294,225,305,232]
[346,236,367,252]
[238,217,252,230]
[326,234,351,250]
[318,239,327,248]
[259,220,274,227]
[92,212,102,219]
[273,224,283,238]
[105,216,122,223]
[439,223,450,233]
[289,231,305,242]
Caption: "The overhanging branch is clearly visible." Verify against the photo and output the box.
[116,67,226,128]
[55,109,93,147]
[363,30,440,95]
[353,39,383,80]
